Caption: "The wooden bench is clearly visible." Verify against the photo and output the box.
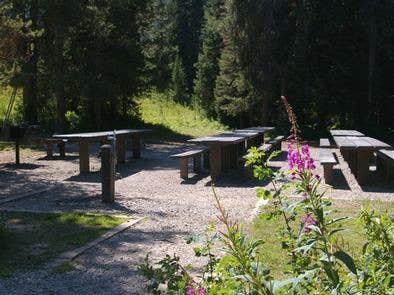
[377,149,394,181]
[258,135,284,153]
[170,149,208,179]
[319,138,332,148]
[34,138,68,159]
[319,148,337,184]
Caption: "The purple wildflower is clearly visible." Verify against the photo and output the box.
[302,213,317,233]
[186,285,195,295]
[287,142,316,174]
[198,288,205,295]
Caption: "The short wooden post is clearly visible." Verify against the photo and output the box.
[79,141,90,173]
[193,155,201,173]
[180,158,188,179]
[15,138,20,165]
[132,134,141,159]
[101,144,114,203]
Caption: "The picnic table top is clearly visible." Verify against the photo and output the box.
[53,129,152,140]
[330,129,364,137]
[333,136,390,150]
[235,126,275,133]
[188,135,248,145]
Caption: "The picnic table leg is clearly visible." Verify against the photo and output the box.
[193,155,201,173]
[79,141,90,173]
[58,142,65,158]
[116,137,126,164]
[132,134,141,159]
[47,143,54,159]
[180,158,188,179]
[356,150,371,185]
[210,145,222,181]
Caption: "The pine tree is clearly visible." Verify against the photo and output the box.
[214,2,253,127]
[193,0,224,117]
[171,54,188,103]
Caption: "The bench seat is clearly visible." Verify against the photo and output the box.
[319,148,337,184]
[34,138,68,158]
[377,149,394,181]
[170,149,208,179]
[319,138,332,148]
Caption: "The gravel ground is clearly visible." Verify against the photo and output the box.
[0,141,393,294]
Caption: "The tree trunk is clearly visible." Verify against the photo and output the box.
[23,0,39,124]
[94,97,102,129]
[367,3,377,120]
[54,1,66,132]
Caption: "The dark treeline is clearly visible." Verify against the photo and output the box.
[1,0,393,139]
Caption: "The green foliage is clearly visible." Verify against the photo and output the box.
[192,0,224,118]
[137,90,227,138]
[65,110,81,132]
[171,55,188,103]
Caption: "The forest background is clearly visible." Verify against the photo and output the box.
[0,0,393,140]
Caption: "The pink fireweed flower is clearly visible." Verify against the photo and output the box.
[198,288,205,295]
[186,285,195,295]
[287,142,316,174]
[302,213,317,233]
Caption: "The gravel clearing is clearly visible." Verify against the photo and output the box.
[0,141,393,294]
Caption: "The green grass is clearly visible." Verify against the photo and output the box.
[249,200,394,279]
[0,87,21,124]
[137,91,227,138]
[0,211,127,277]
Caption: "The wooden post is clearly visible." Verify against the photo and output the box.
[193,155,201,173]
[79,141,90,173]
[116,137,126,164]
[101,144,114,203]
[180,158,188,179]
[132,134,141,159]
[15,138,20,165]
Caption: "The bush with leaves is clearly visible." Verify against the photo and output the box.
[138,96,393,294]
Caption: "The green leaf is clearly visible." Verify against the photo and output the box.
[333,250,358,275]
[256,188,272,200]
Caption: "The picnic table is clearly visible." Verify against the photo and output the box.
[188,134,249,180]
[330,130,364,137]
[53,129,152,173]
[188,128,274,180]
[235,126,275,145]
[332,136,391,184]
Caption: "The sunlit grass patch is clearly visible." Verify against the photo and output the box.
[0,211,127,277]
[249,200,394,279]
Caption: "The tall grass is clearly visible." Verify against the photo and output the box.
[137,90,228,138]
[0,87,22,124]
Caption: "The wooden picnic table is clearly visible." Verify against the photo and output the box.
[330,130,364,137]
[188,134,250,180]
[234,126,275,147]
[333,136,391,184]
[53,129,152,173]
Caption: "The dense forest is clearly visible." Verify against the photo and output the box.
[0,0,393,139]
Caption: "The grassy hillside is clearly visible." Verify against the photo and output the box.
[0,87,21,124]
[137,91,227,138]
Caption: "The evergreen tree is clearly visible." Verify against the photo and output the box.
[214,2,253,127]
[193,0,224,117]
[171,54,188,103]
